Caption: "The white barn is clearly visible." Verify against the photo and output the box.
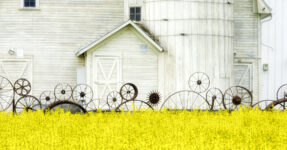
[0,0,272,108]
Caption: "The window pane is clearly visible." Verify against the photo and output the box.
[136,14,141,21]
[24,0,36,7]
[136,7,141,13]
[130,14,135,20]
[130,8,135,14]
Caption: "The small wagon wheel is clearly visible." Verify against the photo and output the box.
[45,100,87,114]
[106,91,122,109]
[223,86,253,110]
[14,78,31,96]
[146,90,161,108]
[276,84,287,100]
[265,99,287,111]
[206,88,224,111]
[15,95,42,113]
[72,84,93,103]
[0,76,14,111]
[160,90,209,110]
[54,83,73,101]
[188,72,210,93]
[115,100,153,112]
[39,91,55,108]
[120,83,138,101]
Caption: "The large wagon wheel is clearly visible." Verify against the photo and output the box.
[39,91,55,109]
[115,100,153,112]
[54,83,73,101]
[265,99,287,111]
[106,91,122,109]
[15,95,42,113]
[72,84,93,104]
[45,100,87,114]
[120,83,138,101]
[0,76,14,111]
[160,90,209,110]
[206,88,224,110]
[277,84,287,100]
[14,78,31,96]
[188,72,210,93]
[223,86,253,110]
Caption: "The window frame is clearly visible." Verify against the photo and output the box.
[20,0,40,9]
[129,7,141,22]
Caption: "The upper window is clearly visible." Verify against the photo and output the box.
[130,7,141,21]
[24,0,36,8]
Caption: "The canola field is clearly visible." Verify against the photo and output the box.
[0,108,286,150]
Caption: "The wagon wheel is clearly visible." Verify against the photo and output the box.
[15,95,42,113]
[84,99,99,112]
[223,86,253,110]
[160,90,209,110]
[14,78,31,96]
[54,83,73,101]
[146,90,161,108]
[107,91,122,109]
[277,84,287,100]
[45,100,87,114]
[72,84,93,104]
[252,100,277,110]
[265,99,287,111]
[188,72,210,93]
[0,76,14,111]
[115,100,153,112]
[206,88,224,110]
[39,91,55,108]
[120,83,138,101]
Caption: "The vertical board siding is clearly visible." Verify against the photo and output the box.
[0,0,124,96]
[261,0,287,100]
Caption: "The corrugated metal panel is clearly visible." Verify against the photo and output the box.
[143,0,233,96]
[261,0,287,100]
[0,0,124,96]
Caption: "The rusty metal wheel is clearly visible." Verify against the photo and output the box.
[188,72,210,93]
[107,91,122,109]
[0,76,14,111]
[72,84,93,104]
[115,100,153,112]
[146,90,161,107]
[120,83,138,101]
[276,84,287,100]
[45,100,87,114]
[39,91,55,108]
[54,83,73,101]
[160,90,209,110]
[15,95,42,113]
[252,100,276,110]
[14,78,31,96]
[223,86,253,110]
[265,99,287,111]
[206,88,224,110]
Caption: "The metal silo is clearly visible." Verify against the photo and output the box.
[143,0,234,95]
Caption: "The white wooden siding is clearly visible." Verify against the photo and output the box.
[86,26,160,104]
[0,0,124,96]
[261,0,287,100]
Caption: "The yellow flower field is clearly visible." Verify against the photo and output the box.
[0,108,286,150]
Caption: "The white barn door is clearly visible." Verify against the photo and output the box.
[234,63,253,91]
[93,56,121,107]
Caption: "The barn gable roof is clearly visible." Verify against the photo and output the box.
[75,20,163,56]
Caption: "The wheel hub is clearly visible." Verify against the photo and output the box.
[61,90,66,94]
[45,97,50,101]
[232,96,242,105]
[127,91,131,94]
[149,93,160,104]
[80,92,86,97]
[112,98,117,102]
[197,80,202,85]
[212,95,217,100]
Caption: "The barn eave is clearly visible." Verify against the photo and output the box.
[75,20,164,56]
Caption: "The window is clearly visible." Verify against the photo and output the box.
[130,7,141,21]
[24,0,36,8]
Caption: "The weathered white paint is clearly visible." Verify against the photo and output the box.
[0,0,125,98]
[261,0,287,100]
[85,25,162,107]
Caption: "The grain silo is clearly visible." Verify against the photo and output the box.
[142,0,234,95]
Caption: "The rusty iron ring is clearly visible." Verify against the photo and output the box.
[188,72,210,93]
[206,88,224,111]
[54,83,73,101]
[15,95,42,113]
[45,100,87,113]
[0,75,15,111]
[14,78,31,96]
[115,100,154,112]
[120,83,138,101]
[223,86,253,110]
[72,84,94,103]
